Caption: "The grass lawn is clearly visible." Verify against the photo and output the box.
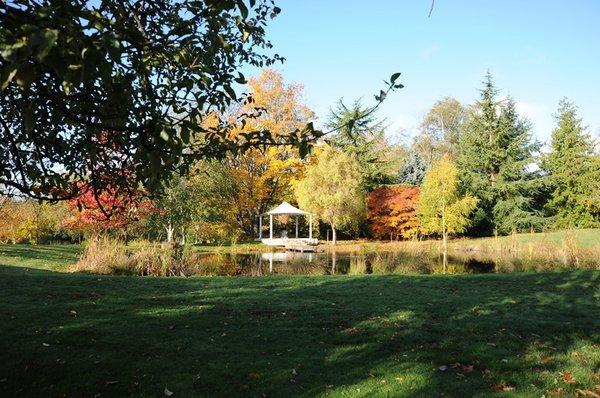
[0,264,598,397]
[453,228,600,249]
[0,244,81,271]
[327,228,600,251]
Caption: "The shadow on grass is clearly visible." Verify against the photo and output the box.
[0,265,598,397]
[0,245,81,266]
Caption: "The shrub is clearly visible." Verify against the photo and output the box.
[72,236,130,274]
[73,237,204,276]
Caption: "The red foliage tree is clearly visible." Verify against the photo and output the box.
[367,185,420,240]
[62,129,158,236]
[64,183,155,236]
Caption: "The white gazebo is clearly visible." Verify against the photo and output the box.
[258,202,317,247]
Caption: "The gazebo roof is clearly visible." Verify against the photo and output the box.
[263,201,311,216]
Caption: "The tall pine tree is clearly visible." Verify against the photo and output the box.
[492,99,548,233]
[545,99,599,227]
[327,99,396,190]
[458,73,547,235]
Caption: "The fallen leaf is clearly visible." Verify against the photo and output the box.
[462,364,474,373]
[491,382,515,392]
[576,389,600,398]
[547,387,564,397]
[541,355,553,364]
[42,343,50,347]
[562,371,576,384]
[164,387,174,397]
[439,365,448,371]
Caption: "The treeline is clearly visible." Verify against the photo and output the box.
[1,70,598,245]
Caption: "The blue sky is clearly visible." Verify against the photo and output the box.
[252,0,600,146]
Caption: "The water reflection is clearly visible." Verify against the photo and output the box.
[186,250,547,276]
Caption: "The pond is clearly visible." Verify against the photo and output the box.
[185,249,570,276]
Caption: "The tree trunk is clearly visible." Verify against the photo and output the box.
[331,251,337,274]
[180,225,186,245]
[442,230,448,274]
[331,227,337,245]
[165,221,174,243]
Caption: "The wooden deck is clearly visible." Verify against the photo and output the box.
[284,243,321,253]
[260,238,318,247]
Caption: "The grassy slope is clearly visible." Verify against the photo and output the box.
[0,266,598,397]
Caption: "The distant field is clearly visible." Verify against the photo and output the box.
[327,228,600,251]
[455,228,600,249]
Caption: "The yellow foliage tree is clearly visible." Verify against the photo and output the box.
[418,155,478,271]
[296,145,365,244]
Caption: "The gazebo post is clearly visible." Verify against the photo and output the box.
[295,217,299,239]
[259,215,263,240]
[309,214,313,240]
[269,214,273,240]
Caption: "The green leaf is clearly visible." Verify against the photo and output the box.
[0,67,18,90]
[15,63,36,87]
[62,80,73,95]
[390,72,401,83]
[160,129,170,142]
[238,1,249,19]
[23,103,35,133]
[224,85,237,100]
[0,41,29,62]
[180,127,190,143]
[108,39,121,62]
[30,29,59,61]
[234,72,246,84]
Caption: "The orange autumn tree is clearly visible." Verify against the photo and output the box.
[367,185,420,240]
[217,69,315,237]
